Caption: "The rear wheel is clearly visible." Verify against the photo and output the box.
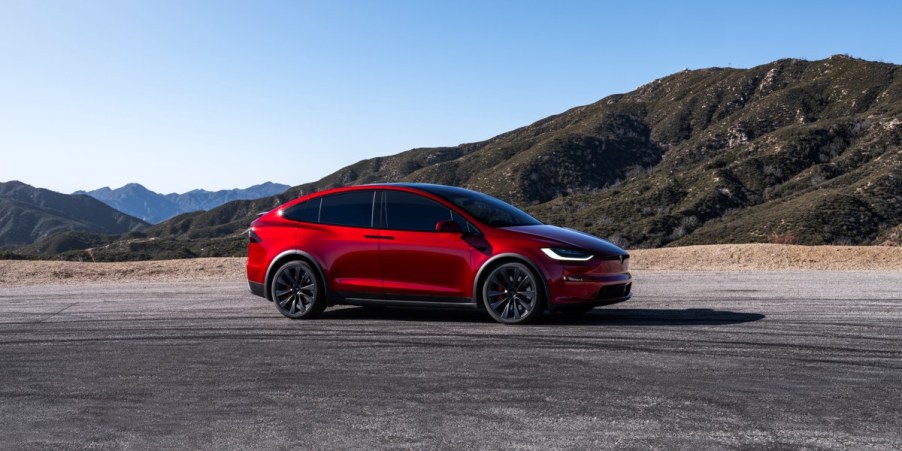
[481,262,544,324]
[271,261,326,319]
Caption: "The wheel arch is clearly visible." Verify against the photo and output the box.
[264,250,328,301]
[472,253,550,310]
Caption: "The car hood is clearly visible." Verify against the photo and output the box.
[504,225,627,257]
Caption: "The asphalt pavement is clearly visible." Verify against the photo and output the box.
[1,271,901,449]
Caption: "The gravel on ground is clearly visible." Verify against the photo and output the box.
[1,244,900,287]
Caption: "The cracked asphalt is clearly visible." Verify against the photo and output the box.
[1,271,901,449]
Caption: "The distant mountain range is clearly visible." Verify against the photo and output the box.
[4,55,901,260]
[74,182,289,223]
[0,181,147,249]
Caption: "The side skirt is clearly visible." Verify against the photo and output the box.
[330,293,478,310]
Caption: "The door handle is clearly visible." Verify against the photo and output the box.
[364,235,394,240]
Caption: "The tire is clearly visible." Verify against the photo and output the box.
[481,262,544,324]
[270,260,326,319]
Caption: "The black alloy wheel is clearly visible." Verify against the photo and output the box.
[271,261,325,319]
[482,262,543,324]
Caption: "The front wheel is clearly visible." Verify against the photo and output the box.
[271,261,326,319]
[481,262,544,324]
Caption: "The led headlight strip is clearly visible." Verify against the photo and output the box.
[540,248,593,261]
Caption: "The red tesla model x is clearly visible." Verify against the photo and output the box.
[246,183,631,324]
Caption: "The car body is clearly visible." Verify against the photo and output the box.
[246,183,631,324]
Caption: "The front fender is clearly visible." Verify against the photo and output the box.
[471,252,551,309]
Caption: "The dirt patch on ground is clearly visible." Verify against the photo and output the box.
[0,257,246,287]
[0,244,899,287]
[631,244,902,271]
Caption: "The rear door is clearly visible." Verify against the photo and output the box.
[314,189,383,297]
[377,190,473,300]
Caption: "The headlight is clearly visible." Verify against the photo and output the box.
[541,247,593,261]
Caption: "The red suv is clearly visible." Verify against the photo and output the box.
[247,183,631,324]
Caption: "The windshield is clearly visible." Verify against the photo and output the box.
[415,185,542,228]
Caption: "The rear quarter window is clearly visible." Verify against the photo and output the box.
[282,198,321,223]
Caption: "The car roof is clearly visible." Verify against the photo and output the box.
[284,183,477,206]
[283,183,465,205]
[362,182,482,194]
[361,182,450,189]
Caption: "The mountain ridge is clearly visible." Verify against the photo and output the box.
[74,182,289,223]
[9,55,902,260]
[0,180,148,249]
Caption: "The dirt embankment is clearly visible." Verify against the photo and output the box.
[630,244,902,271]
[0,257,246,287]
[0,244,899,287]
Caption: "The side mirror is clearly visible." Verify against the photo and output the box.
[435,220,463,234]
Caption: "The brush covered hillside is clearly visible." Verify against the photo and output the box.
[0,181,148,250]
[18,55,902,260]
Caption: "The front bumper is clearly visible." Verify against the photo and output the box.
[548,271,632,308]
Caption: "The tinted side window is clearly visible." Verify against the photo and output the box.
[282,198,321,223]
[319,190,375,228]
[384,191,454,232]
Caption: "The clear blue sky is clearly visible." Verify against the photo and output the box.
[1,0,900,194]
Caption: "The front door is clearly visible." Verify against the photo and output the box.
[377,190,473,300]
